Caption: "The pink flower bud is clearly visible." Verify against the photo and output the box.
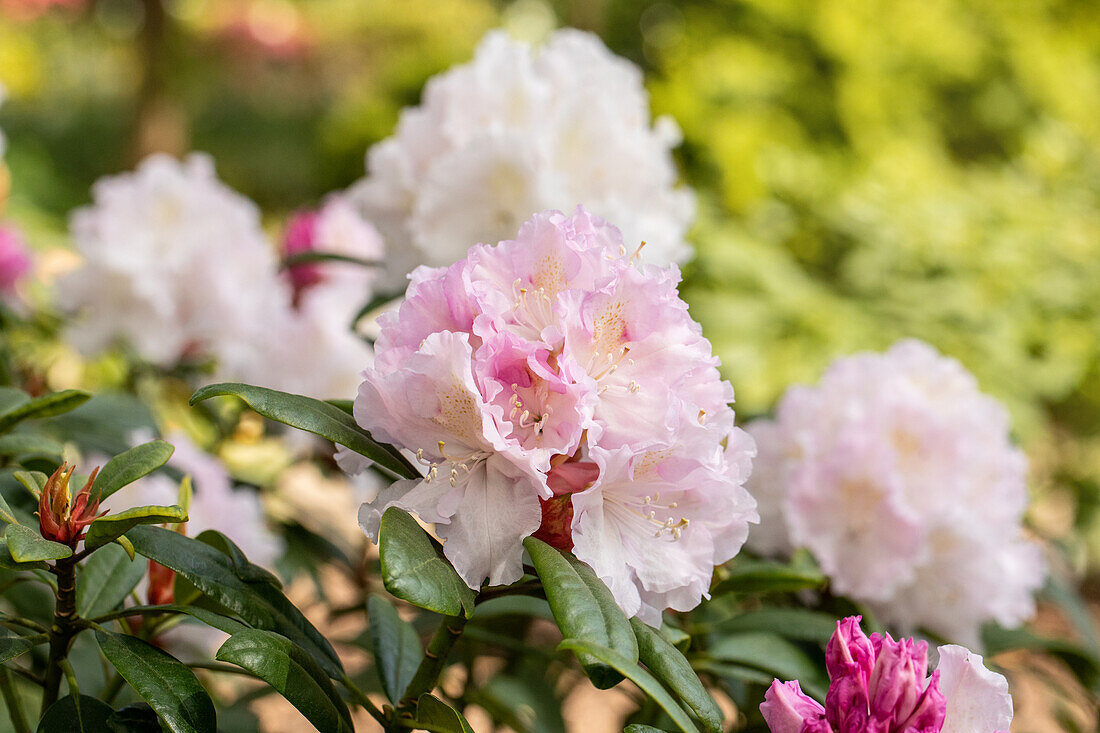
[762,680,828,733]
[867,633,930,727]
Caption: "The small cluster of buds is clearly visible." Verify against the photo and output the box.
[36,463,105,548]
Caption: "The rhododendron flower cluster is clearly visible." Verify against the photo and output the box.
[746,340,1045,645]
[344,206,757,625]
[762,616,1013,733]
[61,155,376,399]
[349,29,695,286]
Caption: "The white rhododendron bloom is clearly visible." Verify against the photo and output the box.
[343,207,756,625]
[746,340,1045,645]
[349,29,695,285]
[61,154,289,377]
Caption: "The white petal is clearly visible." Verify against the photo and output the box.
[937,644,1013,733]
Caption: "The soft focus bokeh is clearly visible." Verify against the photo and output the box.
[2,0,1099,728]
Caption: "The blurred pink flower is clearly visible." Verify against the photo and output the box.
[0,225,31,293]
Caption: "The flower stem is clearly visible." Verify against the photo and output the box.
[397,613,468,714]
[40,557,78,716]
[0,666,30,733]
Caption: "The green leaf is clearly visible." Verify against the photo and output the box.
[116,535,136,561]
[711,558,826,596]
[0,537,46,570]
[91,441,175,501]
[631,619,722,733]
[367,594,423,703]
[524,537,638,689]
[37,695,115,732]
[5,523,72,561]
[378,508,476,618]
[982,624,1100,691]
[0,389,90,433]
[624,726,671,733]
[84,504,188,550]
[189,383,417,479]
[415,693,476,733]
[0,387,29,418]
[474,673,567,733]
[557,639,699,733]
[95,630,216,733]
[660,622,691,653]
[111,605,249,636]
[216,629,354,733]
[126,525,344,678]
[77,543,149,618]
[282,250,380,270]
[105,703,163,732]
[472,595,555,622]
[13,470,47,500]
[0,491,18,525]
[194,529,281,588]
[0,629,35,664]
[707,632,827,700]
[707,608,840,644]
[0,434,64,461]
[692,660,775,688]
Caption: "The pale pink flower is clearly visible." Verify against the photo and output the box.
[347,207,755,612]
[746,340,1045,644]
[761,616,1013,733]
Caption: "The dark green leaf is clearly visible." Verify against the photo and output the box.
[37,694,115,732]
[126,525,343,678]
[711,558,826,596]
[194,529,281,588]
[707,632,826,700]
[77,543,148,618]
[324,399,354,416]
[624,726,671,733]
[189,383,416,479]
[660,622,691,652]
[5,523,72,561]
[0,434,64,461]
[0,629,35,663]
[415,694,475,733]
[92,441,175,501]
[378,508,476,618]
[557,639,698,733]
[707,608,839,644]
[0,390,90,433]
[95,630,216,733]
[84,505,187,550]
[691,661,775,688]
[108,703,163,732]
[109,605,248,636]
[524,537,638,689]
[216,629,353,733]
[632,619,722,733]
[472,595,554,622]
[367,594,423,702]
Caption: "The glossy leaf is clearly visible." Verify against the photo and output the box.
[378,508,476,618]
[91,441,175,501]
[0,629,35,664]
[711,558,826,596]
[13,470,46,500]
[368,594,423,702]
[5,523,72,561]
[415,693,476,733]
[631,619,722,733]
[189,383,417,479]
[194,529,282,588]
[37,695,115,732]
[126,525,343,678]
[524,537,638,689]
[216,629,354,733]
[95,630,216,733]
[77,543,148,618]
[112,605,248,636]
[0,389,90,433]
[707,632,827,700]
[624,726,671,733]
[557,639,698,733]
[84,504,187,550]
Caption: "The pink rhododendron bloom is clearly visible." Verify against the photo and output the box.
[746,340,1045,645]
[761,616,1013,733]
[345,207,757,617]
[0,225,31,294]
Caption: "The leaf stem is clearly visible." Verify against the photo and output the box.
[0,666,30,733]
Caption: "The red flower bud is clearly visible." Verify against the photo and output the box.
[36,463,106,548]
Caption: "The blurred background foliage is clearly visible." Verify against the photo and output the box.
[2,0,1100,569]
